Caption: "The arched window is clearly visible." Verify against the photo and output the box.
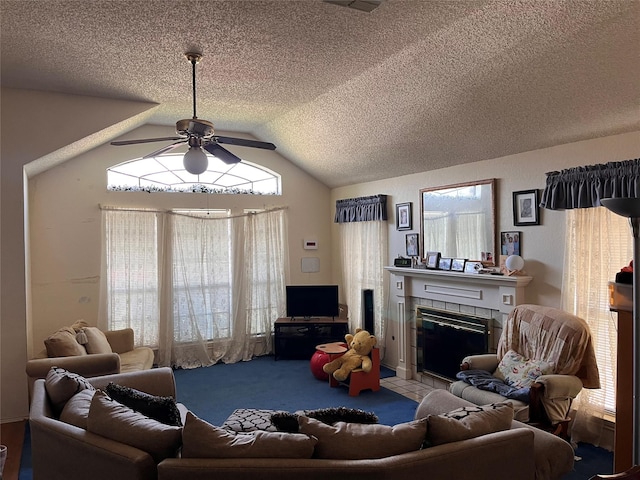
[107,154,281,195]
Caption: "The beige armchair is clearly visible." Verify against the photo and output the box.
[449,304,600,436]
[26,327,154,396]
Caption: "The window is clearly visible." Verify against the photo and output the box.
[338,220,387,336]
[562,207,631,414]
[107,154,281,194]
[101,207,289,368]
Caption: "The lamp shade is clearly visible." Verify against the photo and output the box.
[505,255,524,273]
[183,146,208,175]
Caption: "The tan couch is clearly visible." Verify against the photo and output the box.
[29,368,575,480]
[26,327,154,395]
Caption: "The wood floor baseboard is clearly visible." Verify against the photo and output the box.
[0,420,26,480]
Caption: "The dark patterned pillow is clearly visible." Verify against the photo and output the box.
[222,408,284,432]
[105,383,182,426]
[272,407,379,433]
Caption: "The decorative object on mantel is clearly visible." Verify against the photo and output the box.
[504,255,525,276]
[600,197,640,467]
[500,231,521,256]
[451,258,466,272]
[393,257,412,268]
[439,258,452,271]
[396,202,412,231]
[426,252,441,269]
[464,261,483,274]
[513,190,540,226]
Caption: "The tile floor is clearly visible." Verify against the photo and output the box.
[381,376,437,402]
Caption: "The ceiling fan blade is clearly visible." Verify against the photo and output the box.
[111,136,185,146]
[204,143,242,164]
[142,139,188,158]
[215,136,276,150]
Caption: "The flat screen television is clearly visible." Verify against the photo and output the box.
[286,285,339,319]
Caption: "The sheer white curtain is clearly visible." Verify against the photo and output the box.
[99,209,160,347]
[101,207,289,369]
[563,207,632,449]
[338,220,388,350]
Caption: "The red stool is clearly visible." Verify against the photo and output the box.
[311,343,346,381]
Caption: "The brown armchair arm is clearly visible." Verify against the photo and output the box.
[26,353,120,397]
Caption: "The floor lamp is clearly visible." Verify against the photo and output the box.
[601,197,640,466]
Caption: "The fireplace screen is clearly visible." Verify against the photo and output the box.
[416,307,489,380]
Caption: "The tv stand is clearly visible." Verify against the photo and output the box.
[274,317,348,360]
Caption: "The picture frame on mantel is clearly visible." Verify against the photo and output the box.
[513,189,540,226]
[426,251,441,269]
[396,202,412,230]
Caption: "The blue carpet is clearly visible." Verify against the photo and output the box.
[173,355,415,426]
[562,442,614,480]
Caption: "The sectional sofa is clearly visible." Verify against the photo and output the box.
[29,367,575,480]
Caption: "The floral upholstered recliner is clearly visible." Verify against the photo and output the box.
[449,304,600,436]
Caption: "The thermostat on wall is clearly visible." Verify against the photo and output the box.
[303,239,318,250]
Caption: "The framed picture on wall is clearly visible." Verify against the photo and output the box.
[396,202,412,230]
[406,233,419,257]
[513,190,540,226]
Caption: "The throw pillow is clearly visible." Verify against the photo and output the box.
[82,327,113,355]
[182,412,317,459]
[45,367,96,413]
[70,319,90,332]
[496,350,554,388]
[59,389,95,429]
[297,416,428,459]
[427,402,514,447]
[87,390,182,463]
[105,383,182,426]
[222,408,284,432]
[271,407,379,433]
[44,326,87,358]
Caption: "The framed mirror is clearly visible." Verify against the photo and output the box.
[420,179,496,266]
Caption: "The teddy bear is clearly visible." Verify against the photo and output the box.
[322,328,377,382]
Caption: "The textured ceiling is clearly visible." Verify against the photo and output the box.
[1,0,639,187]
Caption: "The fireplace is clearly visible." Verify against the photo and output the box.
[416,306,489,380]
[384,266,532,380]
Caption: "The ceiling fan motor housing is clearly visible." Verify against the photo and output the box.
[176,118,214,138]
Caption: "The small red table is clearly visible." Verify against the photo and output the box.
[310,342,347,381]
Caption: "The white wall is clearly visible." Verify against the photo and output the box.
[1,88,158,422]
[331,131,640,366]
[28,123,333,354]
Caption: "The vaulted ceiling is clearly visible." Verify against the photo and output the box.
[2,0,638,188]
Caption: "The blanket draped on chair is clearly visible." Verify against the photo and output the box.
[497,304,600,389]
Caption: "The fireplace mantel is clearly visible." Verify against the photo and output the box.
[384,266,533,380]
[384,267,532,313]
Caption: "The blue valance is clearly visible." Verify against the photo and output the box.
[540,159,640,210]
[334,194,387,223]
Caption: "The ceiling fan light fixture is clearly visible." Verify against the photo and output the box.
[183,146,208,175]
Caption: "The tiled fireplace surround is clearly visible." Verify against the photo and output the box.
[384,267,533,389]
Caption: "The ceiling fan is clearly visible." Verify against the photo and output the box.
[111,52,276,175]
